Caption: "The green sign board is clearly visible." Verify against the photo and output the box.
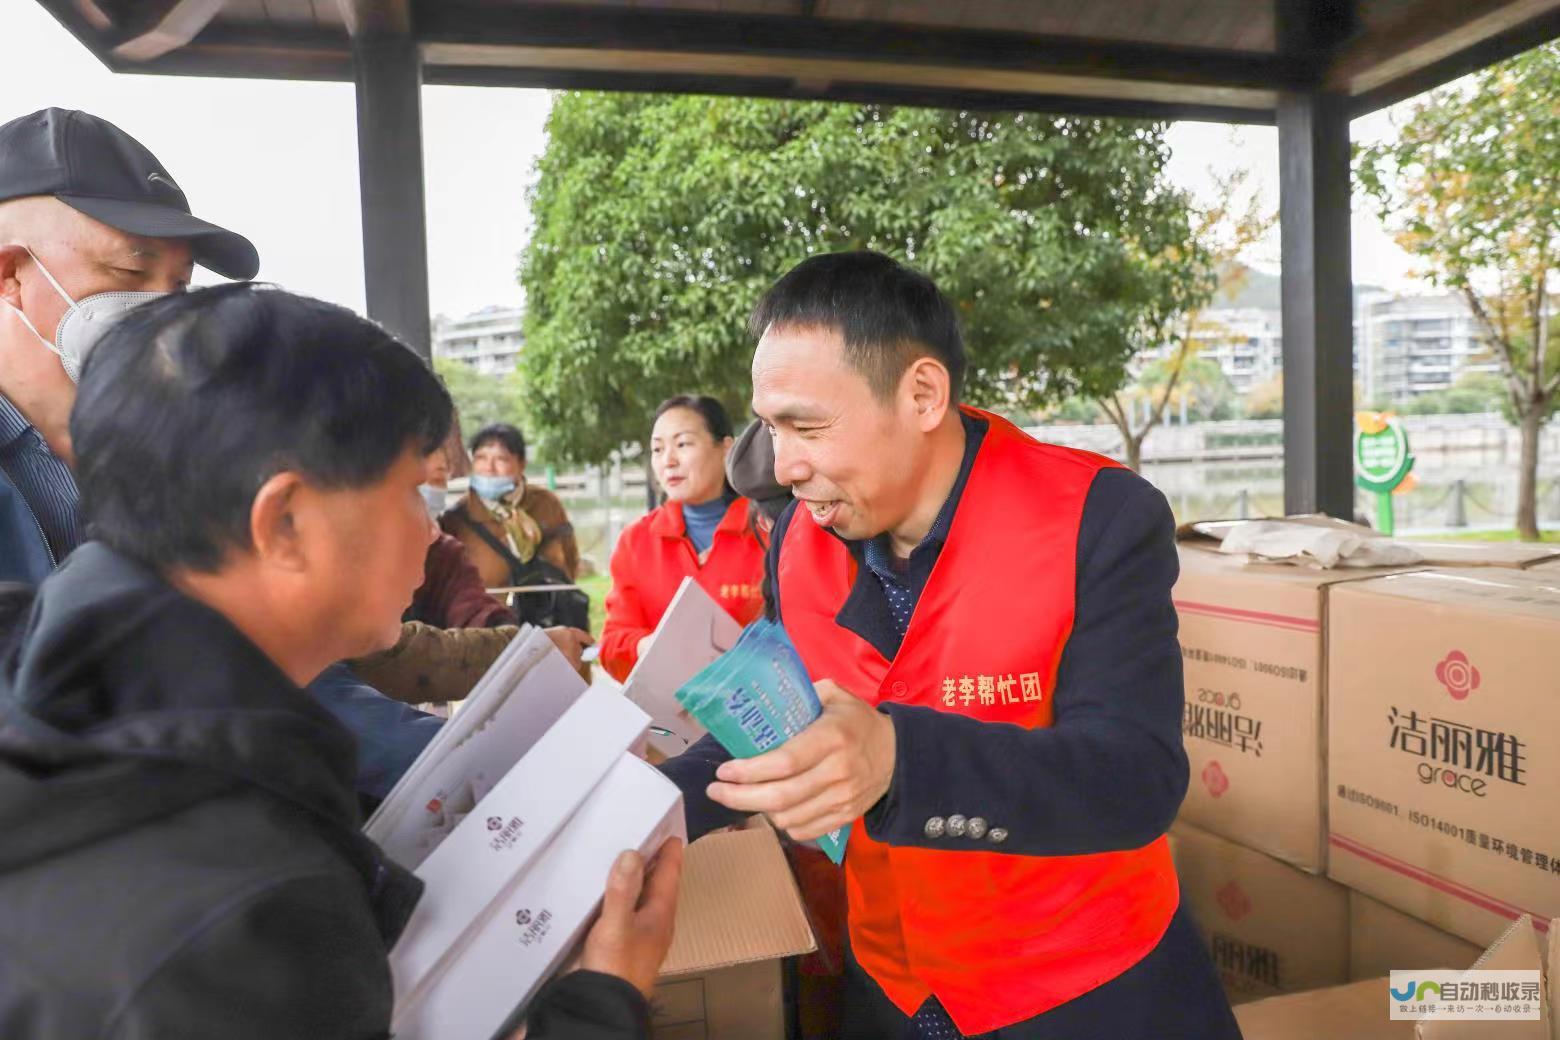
[1354,414,1415,533]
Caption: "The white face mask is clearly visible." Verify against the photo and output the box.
[1,247,165,383]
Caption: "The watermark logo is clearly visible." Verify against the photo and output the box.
[1389,970,1540,1020]
[1435,650,1481,701]
[1202,761,1230,798]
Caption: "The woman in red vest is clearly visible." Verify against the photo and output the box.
[598,395,766,682]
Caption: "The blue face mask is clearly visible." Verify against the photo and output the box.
[470,474,517,501]
[419,484,446,519]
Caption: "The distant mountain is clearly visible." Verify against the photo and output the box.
[1215,265,1385,310]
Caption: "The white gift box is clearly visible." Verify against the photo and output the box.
[388,682,653,1006]
[620,577,742,758]
[390,754,685,1039]
[366,625,592,868]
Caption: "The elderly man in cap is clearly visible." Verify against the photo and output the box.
[0,108,447,800]
[0,107,258,581]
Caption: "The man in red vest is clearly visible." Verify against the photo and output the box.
[662,252,1240,1038]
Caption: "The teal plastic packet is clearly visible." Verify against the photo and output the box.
[675,618,851,864]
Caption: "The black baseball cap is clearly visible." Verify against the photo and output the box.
[0,108,258,280]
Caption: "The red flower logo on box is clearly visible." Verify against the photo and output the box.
[1216,880,1252,921]
[1435,651,1480,701]
[1202,761,1230,798]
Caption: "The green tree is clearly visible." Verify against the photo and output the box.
[1246,374,1284,420]
[1041,396,1107,425]
[519,94,1201,465]
[433,358,526,449]
[1395,372,1509,416]
[1356,42,1559,539]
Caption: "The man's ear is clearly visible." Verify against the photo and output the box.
[249,471,309,572]
[0,245,28,309]
[903,356,952,433]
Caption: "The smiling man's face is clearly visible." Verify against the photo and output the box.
[751,323,926,542]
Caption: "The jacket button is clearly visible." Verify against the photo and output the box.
[988,827,1009,845]
[967,817,988,840]
[946,814,967,838]
[891,680,908,696]
[924,816,946,839]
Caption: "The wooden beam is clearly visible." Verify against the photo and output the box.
[110,0,228,62]
[352,31,431,359]
[1346,3,1560,113]
[1277,90,1356,520]
[423,40,1281,114]
[415,2,1320,96]
[422,63,1280,125]
[1327,0,1560,97]
[336,0,410,37]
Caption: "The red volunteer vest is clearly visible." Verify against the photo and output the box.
[599,498,766,682]
[777,409,1179,1035]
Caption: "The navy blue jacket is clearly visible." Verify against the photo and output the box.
[0,468,55,585]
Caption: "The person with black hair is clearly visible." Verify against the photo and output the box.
[661,251,1239,1039]
[0,285,681,1039]
[0,108,453,803]
[598,395,767,683]
[443,423,580,580]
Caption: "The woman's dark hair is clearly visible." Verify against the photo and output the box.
[71,283,453,573]
[653,395,734,442]
[470,423,527,462]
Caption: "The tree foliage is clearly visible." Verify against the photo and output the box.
[1390,372,1509,417]
[433,359,526,449]
[1356,42,1559,538]
[519,94,1202,463]
[1095,169,1274,469]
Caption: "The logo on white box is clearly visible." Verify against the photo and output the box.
[487,816,525,851]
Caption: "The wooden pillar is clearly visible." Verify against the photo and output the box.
[1278,89,1355,519]
[352,31,432,360]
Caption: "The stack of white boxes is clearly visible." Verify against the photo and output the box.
[366,627,685,1039]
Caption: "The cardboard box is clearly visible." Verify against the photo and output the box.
[1350,891,1483,981]
[1327,568,1560,947]
[1174,544,1411,872]
[1237,913,1560,1040]
[1171,822,1351,1003]
[1234,978,1415,1039]
[651,826,819,1040]
[1412,914,1556,1040]
[1179,516,1560,570]
[1173,526,1555,875]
